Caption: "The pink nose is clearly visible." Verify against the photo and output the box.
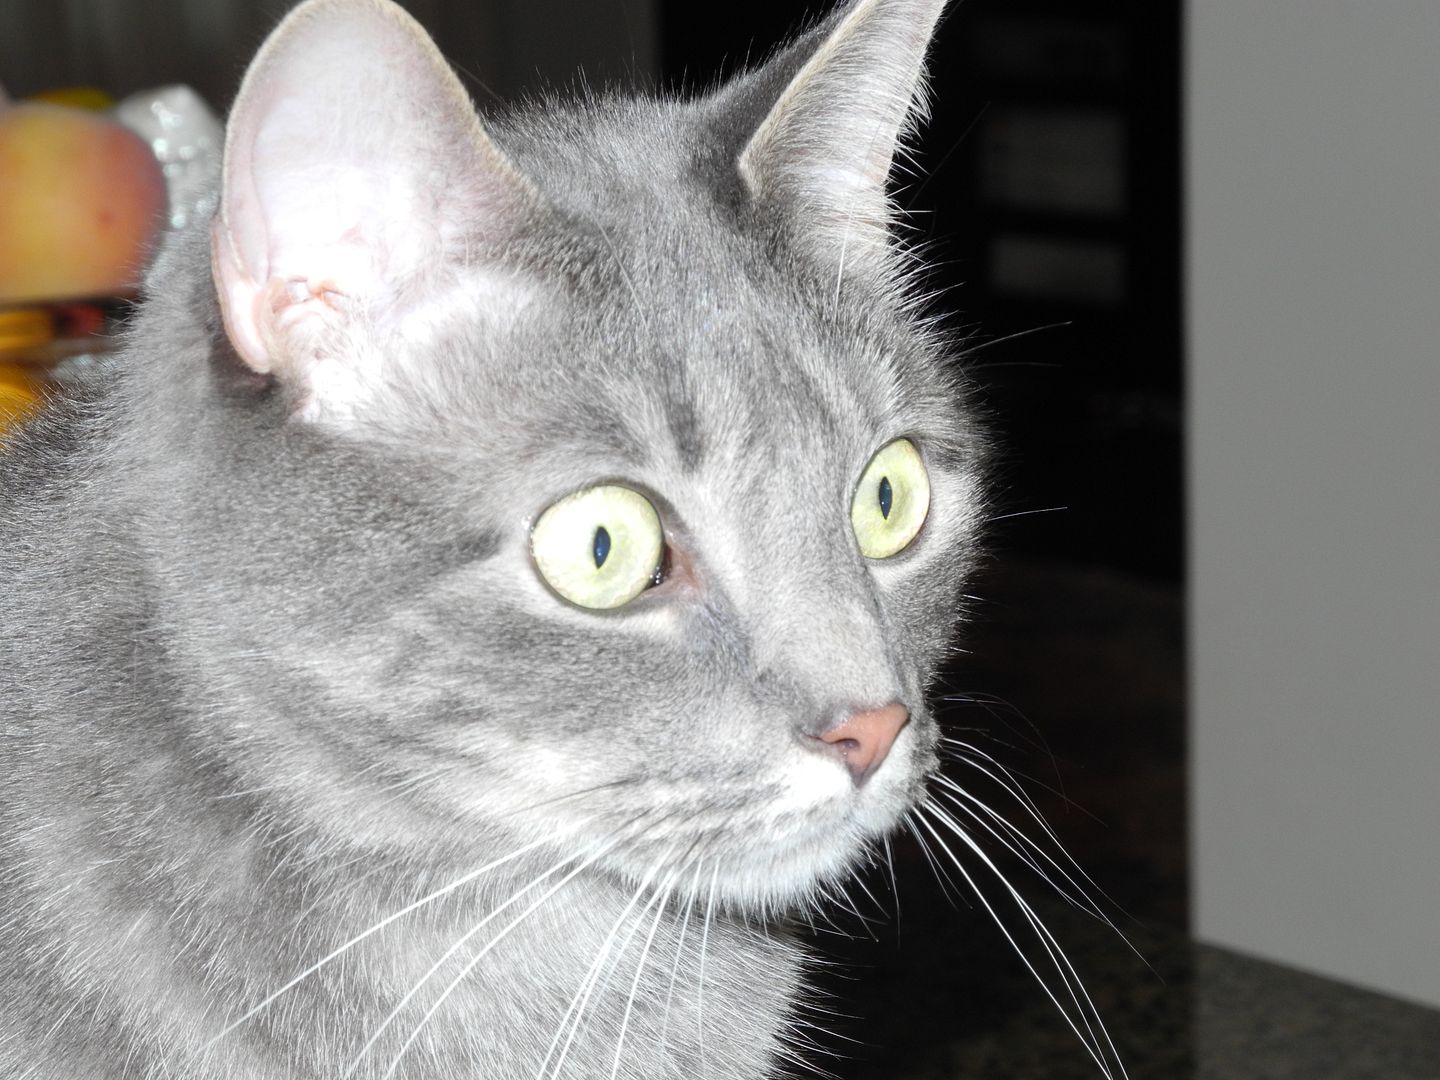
[815,703,910,784]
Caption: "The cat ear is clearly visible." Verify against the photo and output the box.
[211,0,535,412]
[735,0,946,273]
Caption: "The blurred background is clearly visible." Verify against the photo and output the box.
[3,1,1436,1077]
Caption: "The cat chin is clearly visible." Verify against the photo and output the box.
[677,800,906,915]
[726,749,933,912]
[598,751,927,916]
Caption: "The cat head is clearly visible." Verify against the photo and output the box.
[179,0,982,913]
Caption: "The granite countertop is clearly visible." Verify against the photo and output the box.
[1188,940,1440,1079]
[802,885,1440,1080]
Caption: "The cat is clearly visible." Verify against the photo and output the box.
[0,0,996,1077]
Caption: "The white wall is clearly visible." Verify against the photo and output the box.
[1189,1,1440,1007]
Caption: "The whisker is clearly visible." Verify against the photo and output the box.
[815,878,878,938]
[658,860,704,1056]
[939,703,1066,775]
[346,837,615,1078]
[591,215,651,338]
[696,863,719,1080]
[942,739,1082,844]
[916,803,1127,1080]
[543,853,676,1080]
[378,834,636,1080]
[204,825,588,1048]
[610,869,681,1080]
[494,777,642,822]
[984,505,1068,525]
[959,320,1073,357]
[902,808,966,906]
[881,834,901,926]
[933,779,1107,922]
[934,786,1071,897]
[846,854,891,925]
[915,805,1104,1069]
[939,743,1131,920]
[931,775,1146,974]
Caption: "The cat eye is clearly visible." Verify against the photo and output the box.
[531,484,664,609]
[851,438,930,559]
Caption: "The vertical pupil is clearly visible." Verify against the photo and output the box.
[878,476,893,519]
[593,525,611,568]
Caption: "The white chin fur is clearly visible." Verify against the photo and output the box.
[707,738,919,913]
[773,750,855,815]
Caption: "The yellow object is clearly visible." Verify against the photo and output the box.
[27,87,115,110]
[0,308,54,351]
[851,438,931,559]
[0,362,42,432]
[531,485,664,609]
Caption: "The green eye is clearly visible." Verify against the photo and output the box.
[531,485,664,609]
[851,438,930,559]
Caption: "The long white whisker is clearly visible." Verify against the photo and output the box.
[346,836,616,1077]
[881,834,901,926]
[813,879,872,937]
[942,738,1081,847]
[378,837,628,1080]
[658,860,703,1055]
[917,804,1126,1080]
[914,807,1104,1070]
[943,739,1055,818]
[933,784,1097,915]
[697,863,719,1080]
[610,870,680,1080]
[935,761,1146,963]
[545,853,675,1080]
[205,826,584,1048]
[925,799,1104,1050]
[534,896,638,1080]
[935,771,1059,863]
[592,217,651,337]
[847,856,890,924]
[961,834,1128,1078]
[902,809,966,905]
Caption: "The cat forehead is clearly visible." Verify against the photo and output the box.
[514,132,924,434]
[420,235,927,465]
[414,288,919,482]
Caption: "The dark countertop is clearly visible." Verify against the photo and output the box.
[1190,941,1440,1079]
[802,884,1440,1080]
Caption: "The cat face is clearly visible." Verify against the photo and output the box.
[181,0,980,915]
[333,232,980,911]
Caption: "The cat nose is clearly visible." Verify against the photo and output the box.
[811,703,910,785]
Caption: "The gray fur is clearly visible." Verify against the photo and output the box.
[0,0,985,1076]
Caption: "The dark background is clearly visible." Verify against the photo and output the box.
[1,1,1185,1074]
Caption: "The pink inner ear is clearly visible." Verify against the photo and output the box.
[211,218,271,375]
[210,0,534,389]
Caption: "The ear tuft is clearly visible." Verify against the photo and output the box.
[212,0,535,413]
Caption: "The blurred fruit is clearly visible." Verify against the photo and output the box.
[0,100,166,303]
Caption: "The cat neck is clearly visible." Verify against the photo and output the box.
[4,745,806,1079]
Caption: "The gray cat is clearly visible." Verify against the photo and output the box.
[0,0,995,1076]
